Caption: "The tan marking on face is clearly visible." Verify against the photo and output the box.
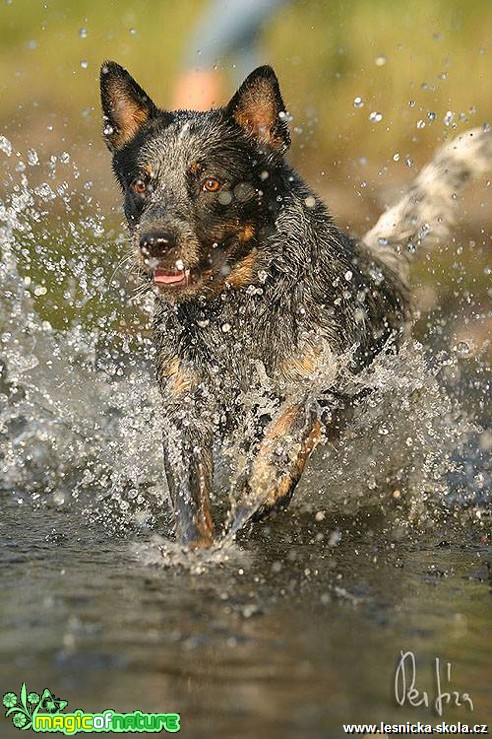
[225,247,257,288]
[189,161,202,175]
[239,224,255,242]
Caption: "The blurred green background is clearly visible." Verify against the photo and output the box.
[0,0,491,346]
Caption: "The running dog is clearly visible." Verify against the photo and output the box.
[100,62,490,547]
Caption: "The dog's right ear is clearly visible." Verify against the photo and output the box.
[225,65,290,154]
[100,61,158,152]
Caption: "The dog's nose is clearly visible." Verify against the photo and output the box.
[139,230,175,257]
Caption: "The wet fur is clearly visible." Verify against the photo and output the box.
[100,62,489,547]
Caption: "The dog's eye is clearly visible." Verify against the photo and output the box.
[131,178,149,195]
[202,177,221,193]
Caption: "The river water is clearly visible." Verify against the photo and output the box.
[0,141,490,737]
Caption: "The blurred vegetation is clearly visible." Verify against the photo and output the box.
[0,0,490,342]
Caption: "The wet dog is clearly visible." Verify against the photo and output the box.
[100,62,490,547]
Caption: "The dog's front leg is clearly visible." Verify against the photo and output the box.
[229,401,322,534]
[157,355,215,548]
[162,417,214,548]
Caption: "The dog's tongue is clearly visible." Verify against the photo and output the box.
[154,269,186,285]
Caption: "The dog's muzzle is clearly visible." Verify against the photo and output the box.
[138,229,188,286]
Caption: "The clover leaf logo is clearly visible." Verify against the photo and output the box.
[3,684,67,731]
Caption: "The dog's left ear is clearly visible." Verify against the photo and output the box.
[225,66,290,153]
[100,61,158,152]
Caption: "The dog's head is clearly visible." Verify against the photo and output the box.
[100,62,291,302]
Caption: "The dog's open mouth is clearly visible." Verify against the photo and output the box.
[152,266,216,294]
[153,268,186,287]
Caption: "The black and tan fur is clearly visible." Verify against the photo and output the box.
[100,61,490,547]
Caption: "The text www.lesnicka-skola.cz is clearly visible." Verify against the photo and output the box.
[342,721,489,734]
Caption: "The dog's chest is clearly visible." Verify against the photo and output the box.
[154,300,302,405]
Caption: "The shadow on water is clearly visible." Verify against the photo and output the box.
[1,140,491,737]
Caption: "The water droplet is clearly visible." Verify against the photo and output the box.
[221,322,231,333]
[369,111,383,123]
[416,119,426,129]
[0,135,12,156]
[375,55,387,66]
[353,96,364,108]
[344,270,353,281]
[328,529,342,547]
[454,341,470,356]
[234,182,255,202]
[80,60,89,69]
[278,110,293,123]
[78,27,88,38]
[129,27,137,36]
[418,223,431,239]
[27,148,39,166]
[393,152,400,161]
[218,190,232,205]
[444,110,454,127]
[304,195,316,208]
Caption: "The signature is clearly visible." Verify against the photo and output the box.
[394,651,474,715]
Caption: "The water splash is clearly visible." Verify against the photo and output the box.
[0,139,167,527]
[294,342,476,520]
[0,140,488,564]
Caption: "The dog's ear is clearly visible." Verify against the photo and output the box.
[100,61,158,152]
[225,66,290,153]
